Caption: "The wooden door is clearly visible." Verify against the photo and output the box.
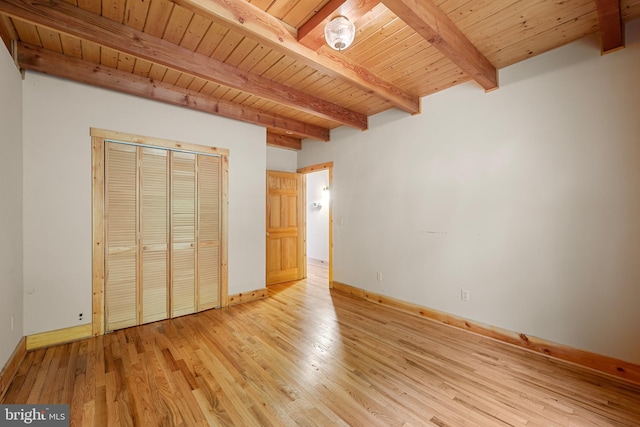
[197,155,222,311]
[140,147,169,324]
[171,151,197,317]
[105,143,138,331]
[171,152,223,316]
[104,145,223,327]
[266,170,305,285]
[105,143,170,330]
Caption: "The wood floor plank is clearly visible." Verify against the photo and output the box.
[14,349,45,403]
[2,261,640,426]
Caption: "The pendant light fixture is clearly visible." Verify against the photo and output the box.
[324,15,356,51]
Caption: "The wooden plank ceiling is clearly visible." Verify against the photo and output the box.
[1,0,638,149]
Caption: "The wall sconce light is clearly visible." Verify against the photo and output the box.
[321,186,330,203]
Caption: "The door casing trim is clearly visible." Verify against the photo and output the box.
[297,162,334,286]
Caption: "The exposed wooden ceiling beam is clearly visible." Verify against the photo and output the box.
[0,25,9,53]
[298,0,380,51]
[266,131,302,150]
[381,0,497,91]
[298,0,346,48]
[594,0,624,54]
[16,42,330,142]
[0,15,16,52]
[0,0,366,131]
[171,0,420,114]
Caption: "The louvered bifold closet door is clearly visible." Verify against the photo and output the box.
[105,143,138,331]
[171,152,197,317]
[104,139,223,330]
[140,147,169,323]
[197,155,221,311]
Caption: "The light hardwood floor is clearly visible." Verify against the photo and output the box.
[3,259,640,426]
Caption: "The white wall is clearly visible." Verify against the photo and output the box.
[22,73,266,336]
[266,146,298,172]
[298,21,640,364]
[306,170,329,261]
[0,45,24,369]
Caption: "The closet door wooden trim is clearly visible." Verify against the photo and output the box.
[220,155,229,307]
[91,128,229,336]
[91,128,229,157]
[91,136,105,336]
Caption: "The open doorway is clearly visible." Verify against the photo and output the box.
[297,162,333,286]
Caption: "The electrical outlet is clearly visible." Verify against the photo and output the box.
[78,313,83,321]
[377,272,383,281]
[461,289,470,302]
